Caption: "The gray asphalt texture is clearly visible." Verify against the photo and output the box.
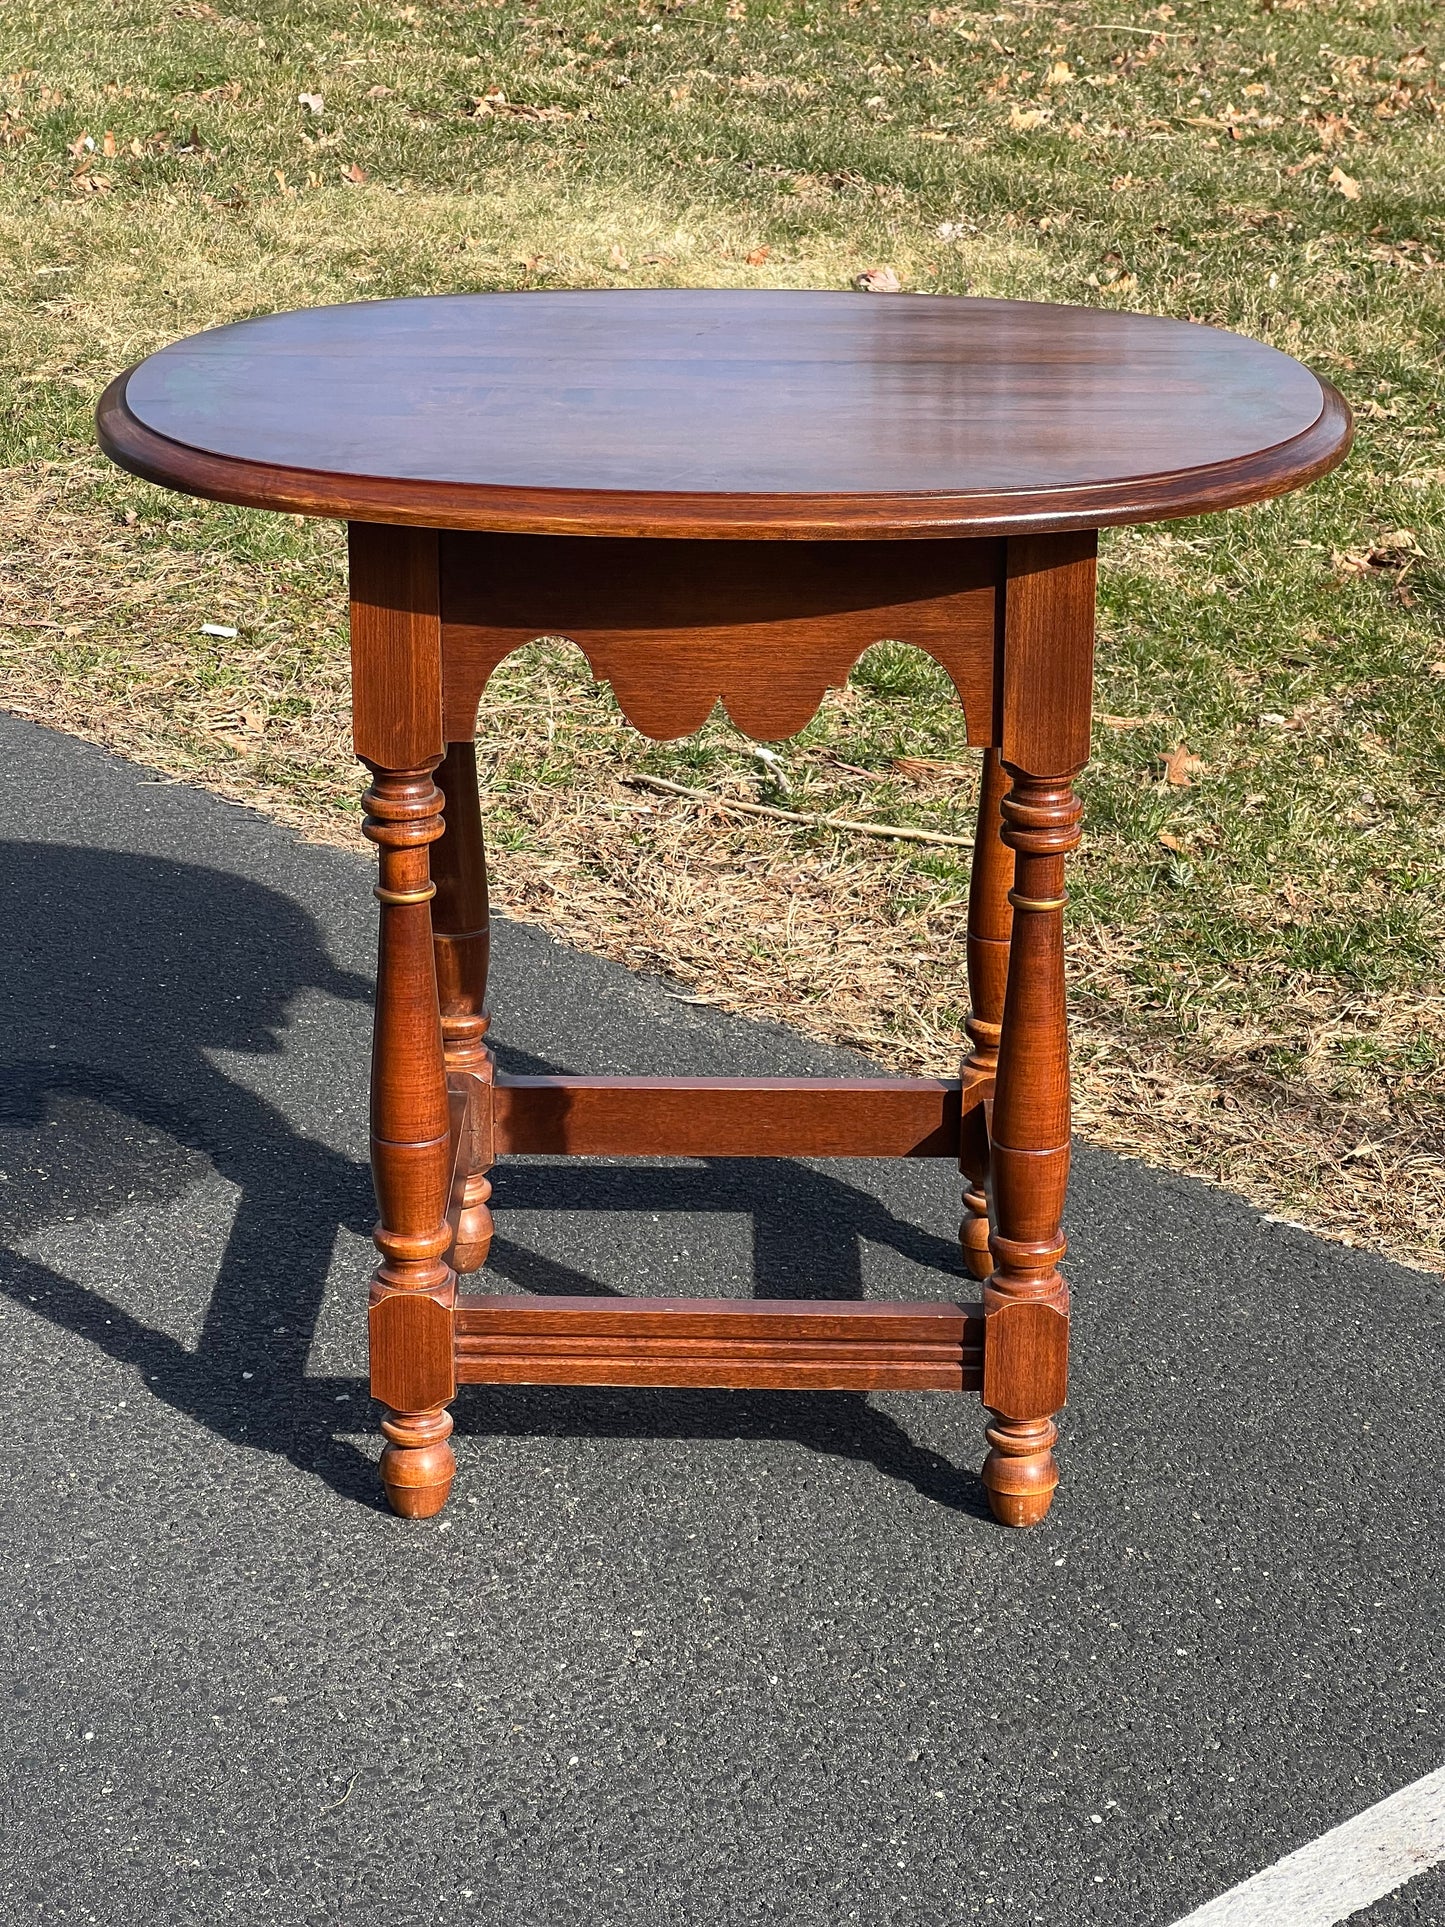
[0,710,1441,1927]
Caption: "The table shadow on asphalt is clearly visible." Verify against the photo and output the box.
[0,714,1440,1927]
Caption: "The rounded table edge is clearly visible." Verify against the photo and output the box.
[96,368,1353,542]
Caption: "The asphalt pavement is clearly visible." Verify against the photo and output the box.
[0,710,1440,1926]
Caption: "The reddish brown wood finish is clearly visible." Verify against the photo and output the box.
[444,1073,494,1275]
[440,534,997,742]
[348,524,442,770]
[960,749,1013,1282]
[432,740,494,1272]
[979,532,1094,1529]
[353,526,457,1519]
[98,291,1350,539]
[432,740,491,1069]
[454,1295,983,1392]
[1000,530,1099,774]
[93,290,1350,1530]
[489,1073,986,1160]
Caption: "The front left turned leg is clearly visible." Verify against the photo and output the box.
[363,762,458,1518]
[981,768,1081,1528]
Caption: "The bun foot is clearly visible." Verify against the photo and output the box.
[982,1414,1059,1528]
[380,1406,456,1518]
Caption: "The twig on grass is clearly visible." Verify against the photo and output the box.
[624,773,975,849]
[1082,23,1190,35]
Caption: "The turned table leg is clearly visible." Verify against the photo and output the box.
[980,530,1095,1528]
[363,763,458,1516]
[433,738,495,1272]
[960,748,1013,1281]
[982,769,1080,1526]
[351,524,458,1518]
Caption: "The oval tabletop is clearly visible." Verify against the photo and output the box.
[97,289,1350,540]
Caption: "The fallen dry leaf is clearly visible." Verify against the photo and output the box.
[340,160,367,184]
[1158,830,1183,851]
[1368,240,1439,273]
[745,245,771,265]
[470,87,571,123]
[608,244,630,270]
[1008,106,1049,131]
[298,92,324,115]
[853,266,901,293]
[1161,743,1206,787]
[1333,530,1421,576]
[1327,164,1361,201]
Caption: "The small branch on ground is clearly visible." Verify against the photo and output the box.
[624,773,976,848]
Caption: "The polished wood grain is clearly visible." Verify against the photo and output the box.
[1001,530,1098,774]
[95,292,1350,1529]
[432,739,494,1273]
[454,1295,983,1392]
[444,1078,487,1275]
[440,532,998,742]
[353,526,458,1519]
[960,749,1013,1282]
[432,739,491,1075]
[486,1072,988,1159]
[348,523,442,770]
[98,290,1351,540]
[979,531,1093,1528]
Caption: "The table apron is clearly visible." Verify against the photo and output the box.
[436,531,1002,744]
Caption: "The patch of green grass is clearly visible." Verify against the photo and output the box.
[0,0,1443,1260]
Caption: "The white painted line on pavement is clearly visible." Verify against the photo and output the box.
[1170,1763,1445,1927]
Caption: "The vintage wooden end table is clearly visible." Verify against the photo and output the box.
[97,290,1349,1526]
